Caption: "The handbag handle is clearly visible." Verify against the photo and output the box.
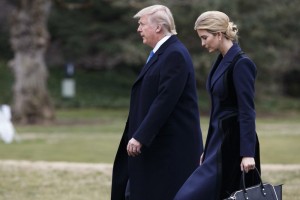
[242,167,267,199]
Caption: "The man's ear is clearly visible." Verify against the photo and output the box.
[155,25,162,33]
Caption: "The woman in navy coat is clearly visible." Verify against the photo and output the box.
[174,11,260,200]
[111,5,203,200]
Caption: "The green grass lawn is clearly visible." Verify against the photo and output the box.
[0,108,299,164]
[0,162,299,200]
[0,108,127,163]
[0,108,299,199]
[0,162,111,200]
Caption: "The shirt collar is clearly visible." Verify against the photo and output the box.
[152,35,172,53]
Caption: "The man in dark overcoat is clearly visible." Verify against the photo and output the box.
[111,5,203,200]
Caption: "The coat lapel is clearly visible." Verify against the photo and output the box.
[133,36,178,87]
[207,54,222,91]
[209,56,233,90]
[208,43,242,91]
[135,53,158,83]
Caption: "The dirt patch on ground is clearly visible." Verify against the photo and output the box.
[261,164,300,171]
[1,160,300,175]
[0,160,113,175]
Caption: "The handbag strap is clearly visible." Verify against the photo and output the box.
[242,167,266,199]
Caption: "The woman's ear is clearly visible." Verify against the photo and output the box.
[217,32,223,40]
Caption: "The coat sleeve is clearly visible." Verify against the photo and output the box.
[233,57,257,157]
[133,50,190,146]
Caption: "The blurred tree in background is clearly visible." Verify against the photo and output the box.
[0,0,299,124]
[7,0,54,124]
[48,0,141,69]
[47,0,300,95]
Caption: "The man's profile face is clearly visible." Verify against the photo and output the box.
[137,15,158,48]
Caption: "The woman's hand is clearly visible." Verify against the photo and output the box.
[240,157,255,173]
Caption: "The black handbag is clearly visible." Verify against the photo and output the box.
[224,168,283,200]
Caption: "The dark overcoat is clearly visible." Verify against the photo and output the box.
[174,43,260,200]
[111,35,203,200]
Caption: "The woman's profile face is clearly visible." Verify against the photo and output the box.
[196,29,220,53]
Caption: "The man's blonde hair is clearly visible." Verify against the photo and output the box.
[134,5,177,35]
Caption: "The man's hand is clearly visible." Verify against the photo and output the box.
[127,138,142,157]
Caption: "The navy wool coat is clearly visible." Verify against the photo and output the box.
[174,43,260,200]
[111,35,203,200]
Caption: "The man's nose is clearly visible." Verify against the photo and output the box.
[137,25,141,32]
